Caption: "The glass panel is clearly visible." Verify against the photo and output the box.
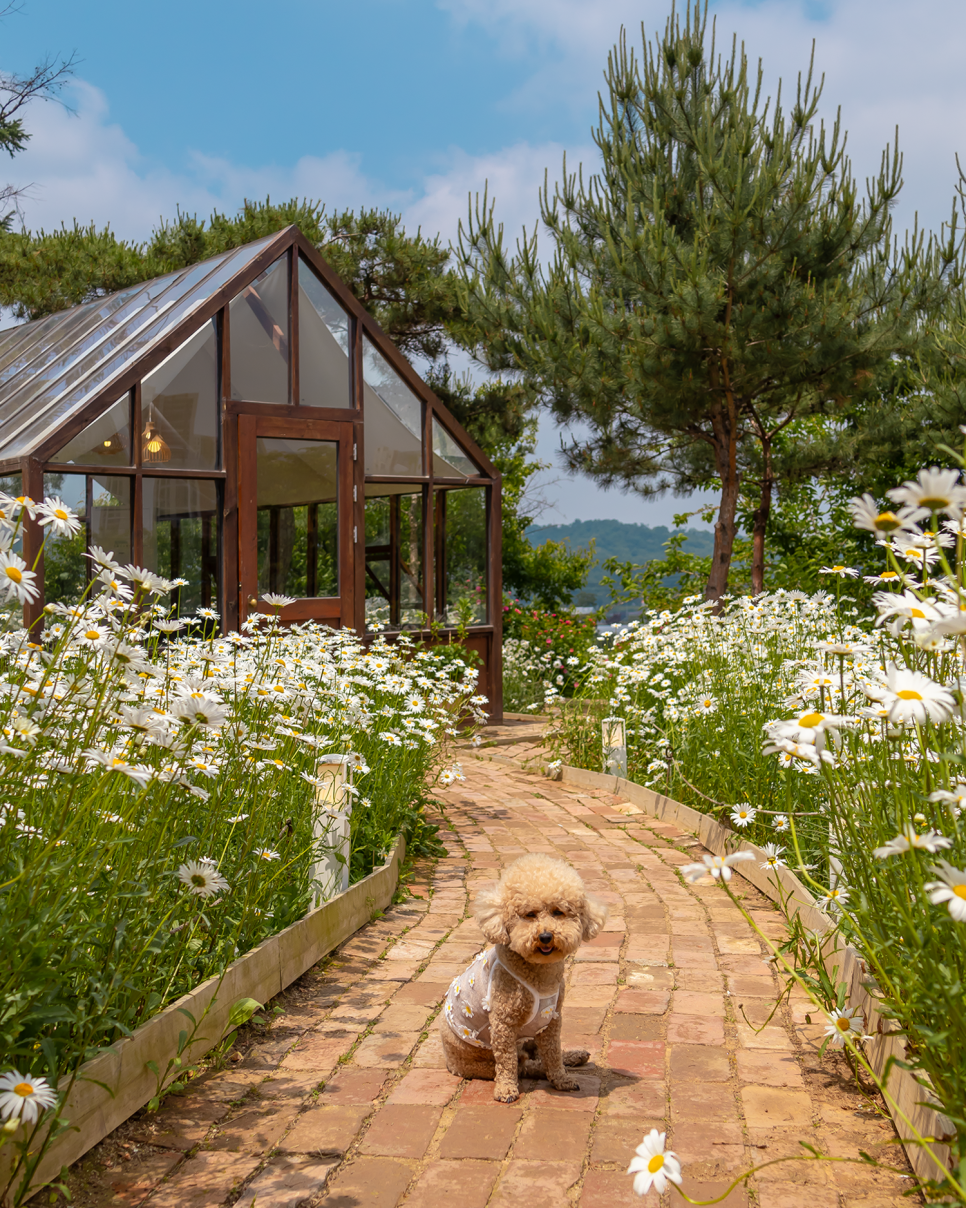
[90,476,132,569]
[42,471,88,604]
[437,486,487,626]
[143,477,220,617]
[432,417,480,477]
[364,490,424,631]
[362,338,424,475]
[230,256,289,403]
[51,394,132,467]
[141,321,219,470]
[363,336,422,435]
[256,438,338,598]
[298,258,350,408]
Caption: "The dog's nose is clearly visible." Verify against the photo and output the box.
[539,931,553,944]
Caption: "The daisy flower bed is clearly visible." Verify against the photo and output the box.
[548,464,966,1193]
[0,493,481,1202]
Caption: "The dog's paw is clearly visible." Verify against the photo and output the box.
[493,1085,520,1103]
[548,1075,581,1092]
[562,1048,590,1067]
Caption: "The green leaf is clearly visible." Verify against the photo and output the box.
[227,997,262,1029]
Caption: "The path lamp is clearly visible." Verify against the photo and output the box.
[602,716,627,779]
[310,754,353,906]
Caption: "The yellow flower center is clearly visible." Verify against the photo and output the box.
[5,566,22,584]
[896,690,923,701]
[190,874,205,887]
[953,885,966,901]
[918,497,948,510]
[831,565,846,572]
[835,1016,850,1031]
[13,1082,33,1097]
[875,511,904,531]
[880,571,898,579]
[85,630,100,641]
[648,1154,664,1173]
[910,608,926,619]
[799,712,823,728]
[54,508,68,520]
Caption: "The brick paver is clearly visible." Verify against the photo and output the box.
[62,732,916,1206]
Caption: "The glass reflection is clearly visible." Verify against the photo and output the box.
[436,487,487,626]
[364,489,424,631]
[51,394,131,467]
[256,438,338,598]
[230,256,290,403]
[362,338,423,476]
[141,321,219,470]
[142,478,220,616]
[432,417,479,477]
[298,259,350,408]
[42,472,87,604]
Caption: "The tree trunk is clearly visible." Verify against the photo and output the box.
[705,401,741,602]
[750,439,774,596]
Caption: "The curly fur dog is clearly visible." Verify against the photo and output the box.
[439,853,608,1103]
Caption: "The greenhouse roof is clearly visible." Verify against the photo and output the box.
[0,235,277,463]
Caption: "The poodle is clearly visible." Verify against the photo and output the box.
[439,852,608,1103]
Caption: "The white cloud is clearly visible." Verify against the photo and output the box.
[439,0,966,237]
[6,79,406,240]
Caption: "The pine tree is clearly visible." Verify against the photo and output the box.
[457,3,961,598]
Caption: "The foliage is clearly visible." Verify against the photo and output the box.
[0,495,480,1205]
[457,2,961,599]
[501,604,600,712]
[549,464,966,1189]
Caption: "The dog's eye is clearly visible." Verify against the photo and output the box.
[551,909,565,918]
[525,911,538,919]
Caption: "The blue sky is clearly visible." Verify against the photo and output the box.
[4,0,966,526]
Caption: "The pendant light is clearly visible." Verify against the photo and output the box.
[142,401,170,463]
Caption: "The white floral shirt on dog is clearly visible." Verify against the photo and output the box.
[443,947,560,1049]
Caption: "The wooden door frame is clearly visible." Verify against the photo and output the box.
[237,414,356,627]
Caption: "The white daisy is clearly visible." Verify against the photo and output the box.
[880,664,955,725]
[760,843,786,870]
[730,805,757,828]
[627,1129,682,1197]
[37,497,82,537]
[680,851,755,883]
[823,1007,869,1048]
[177,860,229,897]
[924,861,966,921]
[0,1070,58,1124]
[873,826,953,858]
[0,551,39,604]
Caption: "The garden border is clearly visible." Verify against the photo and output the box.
[5,834,406,1205]
[480,749,954,1187]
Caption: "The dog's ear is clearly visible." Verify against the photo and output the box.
[474,883,510,945]
[581,892,608,942]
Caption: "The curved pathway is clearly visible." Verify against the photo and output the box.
[64,739,914,1208]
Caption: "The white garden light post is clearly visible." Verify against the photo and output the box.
[310,755,353,907]
[602,716,628,779]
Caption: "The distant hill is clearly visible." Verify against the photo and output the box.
[525,518,715,607]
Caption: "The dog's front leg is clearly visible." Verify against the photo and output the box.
[534,992,579,1092]
[489,1013,521,1102]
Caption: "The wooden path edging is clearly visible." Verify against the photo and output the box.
[6,835,406,1205]
[481,750,954,1187]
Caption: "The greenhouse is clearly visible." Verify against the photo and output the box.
[0,225,504,713]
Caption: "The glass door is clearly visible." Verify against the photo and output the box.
[238,415,354,625]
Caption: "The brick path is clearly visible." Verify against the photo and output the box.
[65,745,914,1207]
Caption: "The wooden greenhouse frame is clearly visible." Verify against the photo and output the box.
[0,226,504,716]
